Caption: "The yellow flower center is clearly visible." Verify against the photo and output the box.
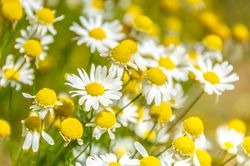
[54,97,75,117]
[85,82,105,96]
[150,102,173,123]
[89,28,106,40]
[140,156,161,166]
[137,107,144,121]
[163,35,180,47]
[1,2,23,21]
[143,130,156,140]
[224,142,234,150]
[145,68,167,86]
[23,39,42,57]
[35,88,57,107]
[159,57,176,70]
[242,137,250,156]
[172,136,195,156]
[92,0,104,9]
[36,8,55,25]
[120,39,138,54]
[130,68,144,81]
[228,118,246,134]
[133,15,153,33]
[25,116,42,131]
[203,72,220,84]
[60,118,83,139]
[0,119,11,138]
[4,68,20,80]
[115,147,127,158]
[233,23,249,42]
[183,116,204,138]
[188,51,198,60]
[202,34,223,51]
[196,149,212,166]
[110,44,132,64]
[95,110,116,129]
[108,162,121,166]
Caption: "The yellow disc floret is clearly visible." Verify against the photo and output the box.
[242,136,250,156]
[4,68,20,80]
[108,162,121,166]
[60,118,83,139]
[23,39,42,57]
[232,23,249,42]
[159,57,176,70]
[120,39,138,54]
[36,8,55,25]
[110,44,132,64]
[183,116,204,138]
[0,119,11,138]
[140,156,161,166]
[202,34,223,51]
[196,149,212,166]
[24,116,42,131]
[150,102,173,123]
[95,110,116,129]
[133,15,153,33]
[1,2,23,21]
[228,118,246,134]
[172,136,195,156]
[86,82,105,96]
[89,28,106,40]
[92,0,104,9]
[203,71,220,84]
[224,142,234,150]
[145,68,167,86]
[54,97,75,117]
[35,88,57,107]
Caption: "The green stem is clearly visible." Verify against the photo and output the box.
[8,87,12,121]
[71,143,90,163]
[88,109,94,155]
[116,93,142,116]
[219,155,236,166]
[15,149,23,166]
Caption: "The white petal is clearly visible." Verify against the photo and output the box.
[42,131,54,145]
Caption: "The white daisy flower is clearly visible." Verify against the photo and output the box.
[103,39,146,78]
[167,83,187,109]
[21,115,54,152]
[26,7,64,35]
[216,125,244,154]
[65,64,122,111]
[141,67,175,105]
[237,136,250,166]
[86,110,120,140]
[86,153,139,166]
[70,15,125,53]
[21,0,43,16]
[15,26,54,64]
[110,96,139,127]
[190,57,239,95]
[0,55,34,91]
[22,88,62,119]
[146,45,189,82]
[112,137,135,158]
[159,150,192,166]
[134,141,162,166]
[82,0,105,18]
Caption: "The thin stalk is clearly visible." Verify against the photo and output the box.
[15,149,23,166]
[116,93,142,116]
[219,155,236,166]
[8,87,12,121]
[71,143,90,163]
[88,109,94,155]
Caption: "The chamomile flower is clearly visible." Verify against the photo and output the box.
[193,149,212,166]
[87,110,120,140]
[134,141,162,166]
[1,1,23,21]
[60,118,83,146]
[190,57,239,95]
[122,4,143,27]
[82,0,105,18]
[22,88,62,119]
[133,15,153,33]
[150,101,174,124]
[27,7,64,35]
[15,26,54,63]
[70,15,125,53]
[112,137,135,158]
[21,0,42,16]
[111,96,139,127]
[86,153,139,166]
[0,55,34,90]
[167,83,187,109]
[22,115,54,152]
[216,125,244,154]
[65,64,122,111]
[0,119,11,138]
[147,45,189,82]
[142,67,174,105]
[237,136,250,165]
[103,39,146,77]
